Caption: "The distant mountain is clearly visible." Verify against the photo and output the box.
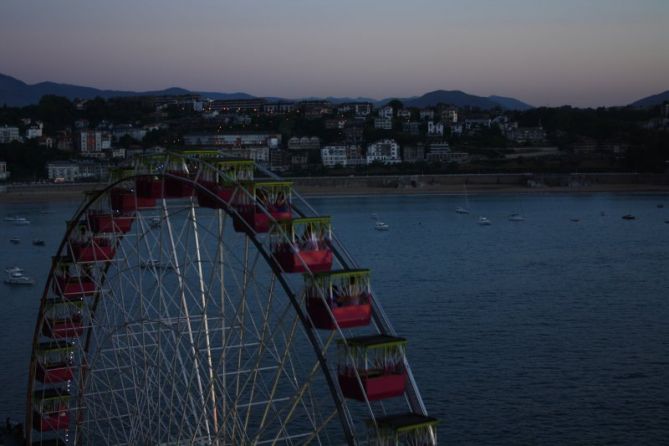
[198,91,257,101]
[630,90,669,108]
[0,72,533,110]
[488,95,533,111]
[0,73,255,106]
[403,90,498,109]
[379,90,533,110]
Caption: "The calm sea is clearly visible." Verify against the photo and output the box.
[1,193,668,445]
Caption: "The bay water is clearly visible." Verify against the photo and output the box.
[1,193,668,445]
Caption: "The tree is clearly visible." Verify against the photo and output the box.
[387,99,404,110]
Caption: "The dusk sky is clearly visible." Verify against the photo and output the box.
[1,0,668,107]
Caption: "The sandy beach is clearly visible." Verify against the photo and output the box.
[1,179,668,204]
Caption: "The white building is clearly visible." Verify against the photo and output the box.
[374,117,393,130]
[183,133,281,149]
[366,139,401,165]
[321,145,365,167]
[419,109,434,120]
[377,105,394,119]
[0,126,20,143]
[397,109,412,120]
[113,124,147,142]
[25,121,44,139]
[442,108,458,123]
[427,121,444,136]
[76,130,112,156]
[47,161,80,182]
[321,146,347,167]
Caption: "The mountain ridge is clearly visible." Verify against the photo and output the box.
[1,72,534,109]
[629,90,669,108]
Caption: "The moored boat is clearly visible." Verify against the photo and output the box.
[4,271,35,286]
[374,221,390,231]
[5,266,24,274]
[478,217,492,226]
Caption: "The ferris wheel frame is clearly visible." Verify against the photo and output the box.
[24,152,434,446]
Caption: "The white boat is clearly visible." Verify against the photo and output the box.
[10,237,20,244]
[13,217,31,226]
[149,217,161,228]
[478,217,492,226]
[508,213,525,222]
[374,221,390,231]
[4,272,35,286]
[456,184,472,215]
[5,266,24,274]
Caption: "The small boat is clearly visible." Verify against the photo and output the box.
[622,214,636,220]
[13,217,31,226]
[478,217,492,226]
[570,218,580,223]
[149,216,162,228]
[508,213,524,222]
[5,266,24,274]
[455,207,470,214]
[374,221,390,231]
[10,237,20,244]
[658,204,664,209]
[4,272,35,286]
[32,239,45,246]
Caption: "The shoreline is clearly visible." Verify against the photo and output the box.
[1,182,669,204]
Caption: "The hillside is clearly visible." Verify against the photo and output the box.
[630,90,669,108]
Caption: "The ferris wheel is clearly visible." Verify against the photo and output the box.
[25,152,438,446]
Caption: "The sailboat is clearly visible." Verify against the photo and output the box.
[455,184,471,214]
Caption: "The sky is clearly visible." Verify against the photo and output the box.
[1,0,668,107]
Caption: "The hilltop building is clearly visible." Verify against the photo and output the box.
[0,126,20,143]
[366,139,400,164]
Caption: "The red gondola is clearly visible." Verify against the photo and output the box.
[232,181,292,233]
[135,175,164,199]
[337,335,408,401]
[305,270,373,329]
[43,315,84,339]
[87,210,134,234]
[110,188,155,213]
[42,300,84,339]
[32,389,70,431]
[196,160,254,209]
[35,341,75,384]
[271,217,333,273]
[53,275,96,300]
[69,237,114,262]
[164,172,194,198]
